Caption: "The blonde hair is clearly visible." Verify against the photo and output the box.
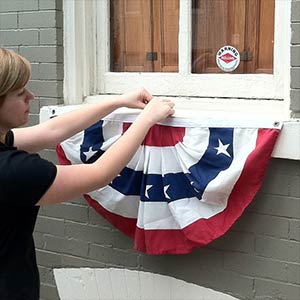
[0,48,31,105]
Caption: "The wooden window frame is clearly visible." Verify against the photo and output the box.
[63,0,291,119]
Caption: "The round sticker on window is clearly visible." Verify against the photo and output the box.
[216,46,240,72]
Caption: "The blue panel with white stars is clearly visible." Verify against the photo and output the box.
[108,127,234,203]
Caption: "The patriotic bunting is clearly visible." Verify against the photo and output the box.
[56,108,282,255]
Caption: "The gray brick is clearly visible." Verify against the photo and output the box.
[39,0,63,11]
[29,97,40,113]
[291,67,300,89]
[292,24,300,44]
[289,220,300,241]
[0,0,38,12]
[259,173,290,196]
[65,221,116,246]
[33,231,45,248]
[27,113,39,126]
[30,63,39,80]
[88,206,115,228]
[38,97,63,107]
[28,80,63,98]
[184,269,255,300]
[249,194,300,219]
[40,28,63,45]
[30,63,63,80]
[39,63,63,80]
[19,11,57,28]
[267,159,300,177]
[290,176,300,197]
[139,248,224,272]
[290,89,300,111]
[292,1,300,22]
[40,203,89,223]
[40,283,59,300]
[44,234,89,257]
[61,254,106,268]
[36,249,62,268]
[0,13,18,29]
[20,46,63,63]
[232,212,290,239]
[291,46,300,67]
[255,236,300,262]
[288,263,300,285]
[0,29,39,46]
[90,244,139,267]
[38,266,56,286]
[224,253,288,282]
[35,216,65,237]
[209,231,255,253]
[254,279,300,300]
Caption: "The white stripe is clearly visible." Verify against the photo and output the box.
[61,131,84,163]
[88,187,140,218]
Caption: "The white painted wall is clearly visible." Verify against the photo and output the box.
[54,268,240,300]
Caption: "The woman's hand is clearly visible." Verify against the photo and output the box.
[118,88,153,109]
[138,97,175,125]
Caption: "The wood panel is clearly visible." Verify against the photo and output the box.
[192,0,246,73]
[192,0,274,74]
[246,0,274,73]
[110,0,152,72]
[152,0,179,72]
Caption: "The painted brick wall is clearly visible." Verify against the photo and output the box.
[1,1,300,300]
[291,0,300,118]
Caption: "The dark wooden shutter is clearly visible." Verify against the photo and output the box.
[110,0,179,72]
[192,0,274,74]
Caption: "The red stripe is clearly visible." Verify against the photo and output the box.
[56,144,72,165]
[123,123,185,146]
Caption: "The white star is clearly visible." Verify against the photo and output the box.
[110,174,121,184]
[83,146,98,160]
[191,181,200,192]
[145,185,153,199]
[214,139,231,157]
[164,185,171,199]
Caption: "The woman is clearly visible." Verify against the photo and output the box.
[0,48,174,299]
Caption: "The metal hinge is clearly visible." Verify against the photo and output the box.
[146,52,158,61]
[240,50,253,61]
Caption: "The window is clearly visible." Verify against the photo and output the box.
[63,0,291,117]
[110,0,274,75]
[110,0,179,72]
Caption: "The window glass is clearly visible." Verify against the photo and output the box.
[192,0,275,74]
[110,0,179,72]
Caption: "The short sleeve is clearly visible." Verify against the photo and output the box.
[0,151,57,206]
[5,130,14,147]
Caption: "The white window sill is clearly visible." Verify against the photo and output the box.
[40,99,300,161]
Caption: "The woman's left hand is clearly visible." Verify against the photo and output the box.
[118,88,153,109]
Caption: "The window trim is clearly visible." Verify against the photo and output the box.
[63,0,291,117]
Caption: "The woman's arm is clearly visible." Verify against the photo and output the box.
[37,97,175,205]
[13,88,152,153]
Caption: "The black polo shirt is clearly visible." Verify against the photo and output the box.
[0,131,57,300]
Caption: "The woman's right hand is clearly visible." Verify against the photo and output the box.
[139,97,175,125]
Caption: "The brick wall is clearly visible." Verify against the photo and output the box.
[291,0,300,118]
[1,1,300,300]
